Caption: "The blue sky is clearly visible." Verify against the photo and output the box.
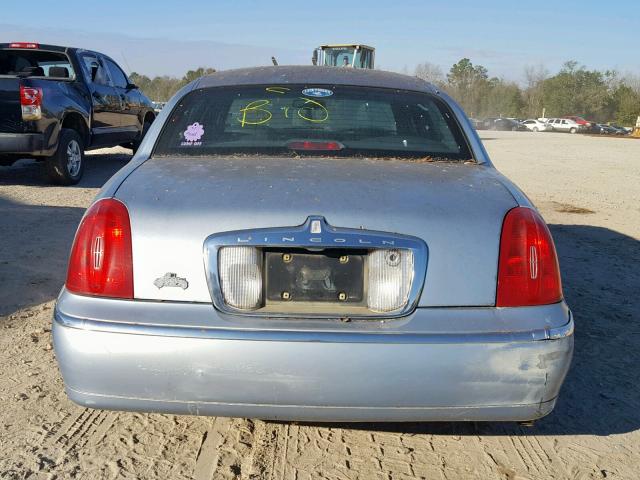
[2,0,639,80]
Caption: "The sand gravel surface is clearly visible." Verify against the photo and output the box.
[0,133,639,479]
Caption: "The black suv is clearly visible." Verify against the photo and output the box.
[0,42,156,184]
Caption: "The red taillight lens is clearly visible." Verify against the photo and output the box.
[496,207,562,307]
[66,199,133,299]
[9,42,39,49]
[287,140,343,151]
[20,86,42,106]
[20,85,43,120]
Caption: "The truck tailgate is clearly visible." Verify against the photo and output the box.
[0,77,22,133]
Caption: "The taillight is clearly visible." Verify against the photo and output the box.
[496,207,562,307]
[20,85,43,121]
[66,199,133,299]
[287,140,343,151]
[9,42,39,49]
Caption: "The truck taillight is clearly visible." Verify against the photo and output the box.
[20,85,43,121]
[496,207,562,307]
[9,42,39,49]
[66,199,134,299]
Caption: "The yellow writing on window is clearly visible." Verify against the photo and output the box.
[297,98,329,123]
[238,99,272,127]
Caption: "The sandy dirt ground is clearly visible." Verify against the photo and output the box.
[0,132,639,479]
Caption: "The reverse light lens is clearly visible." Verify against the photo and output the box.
[496,207,562,307]
[219,247,263,310]
[367,249,414,312]
[66,199,133,299]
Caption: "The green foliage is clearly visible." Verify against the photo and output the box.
[445,58,489,116]
[129,67,216,102]
[610,85,640,125]
[482,79,524,118]
[540,61,613,120]
[416,58,640,124]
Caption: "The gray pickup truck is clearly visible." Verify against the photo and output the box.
[0,42,155,184]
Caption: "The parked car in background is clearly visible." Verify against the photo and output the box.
[521,119,550,132]
[53,66,573,423]
[595,124,617,135]
[546,118,582,133]
[0,42,156,184]
[608,123,630,135]
[484,117,527,131]
[562,116,593,129]
[152,101,166,114]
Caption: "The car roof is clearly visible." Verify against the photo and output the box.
[0,43,108,59]
[0,43,71,53]
[195,66,439,93]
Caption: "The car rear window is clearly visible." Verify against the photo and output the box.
[0,49,75,78]
[153,84,472,161]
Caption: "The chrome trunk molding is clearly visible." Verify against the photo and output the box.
[203,216,428,318]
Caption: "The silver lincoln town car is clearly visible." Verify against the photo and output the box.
[54,66,573,422]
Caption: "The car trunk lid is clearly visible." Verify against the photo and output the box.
[115,156,517,307]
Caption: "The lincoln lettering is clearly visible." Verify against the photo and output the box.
[233,236,395,246]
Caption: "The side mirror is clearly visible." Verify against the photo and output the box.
[126,83,137,90]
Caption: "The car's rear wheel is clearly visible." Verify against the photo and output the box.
[569,127,577,134]
[45,129,85,185]
[533,127,539,132]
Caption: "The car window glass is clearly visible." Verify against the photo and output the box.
[154,84,472,161]
[104,58,129,89]
[0,50,75,77]
[81,55,110,86]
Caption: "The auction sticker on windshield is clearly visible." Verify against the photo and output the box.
[302,88,333,97]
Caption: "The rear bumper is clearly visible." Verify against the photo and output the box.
[53,291,574,422]
[0,132,46,155]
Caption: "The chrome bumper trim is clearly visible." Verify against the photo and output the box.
[54,307,574,344]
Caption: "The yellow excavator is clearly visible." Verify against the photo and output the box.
[312,44,375,69]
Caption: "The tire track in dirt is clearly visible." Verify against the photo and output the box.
[194,417,233,480]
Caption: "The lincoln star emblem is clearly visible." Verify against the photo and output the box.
[310,219,322,233]
[154,273,189,290]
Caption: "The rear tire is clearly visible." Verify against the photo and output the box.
[45,129,85,185]
[533,127,539,132]
[569,127,577,134]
